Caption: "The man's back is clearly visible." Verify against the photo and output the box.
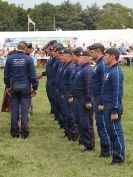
[4,51,38,90]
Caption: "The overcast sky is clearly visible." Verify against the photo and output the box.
[3,0,133,9]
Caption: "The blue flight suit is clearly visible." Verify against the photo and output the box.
[54,62,67,128]
[69,64,81,140]
[4,51,38,138]
[92,56,111,156]
[43,56,56,113]
[101,63,125,162]
[50,58,60,118]
[60,61,75,139]
[74,62,95,149]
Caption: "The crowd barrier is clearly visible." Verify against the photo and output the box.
[119,55,133,66]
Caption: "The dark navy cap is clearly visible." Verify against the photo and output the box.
[88,43,105,51]
[54,46,65,52]
[73,47,83,56]
[27,43,32,49]
[56,42,63,47]
[52,43,64,50]
[48,40,57,45]
[82,50,90,56]
[59,48,72,54]
[104,48,120,60]
[104,48,120,55]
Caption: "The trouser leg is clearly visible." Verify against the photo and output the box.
[104,108,125,162]
[10,93,20,137]
[78,100,95,149]
[20,93,31,138]
[93,98,111,156]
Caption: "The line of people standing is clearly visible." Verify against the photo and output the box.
[41,40,125,165]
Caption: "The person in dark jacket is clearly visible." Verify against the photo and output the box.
[67,48,83,141]
[73,51,95,150]
[53,47,68,128]
[2,43,35,119]
[41,41,62,115]
[99,48,125,165]
[4,41,38,138]
[89,43,111,157]
[58,48,76,140]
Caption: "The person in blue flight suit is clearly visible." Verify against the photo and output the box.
[72,50,95,150]
[4,41,38,138]
[50,45,65,121]
[54,47,69,129]
[68,47,83,141]
[88,43,111,157]
[99,48,125,165]
[41,40,58,114]
[59,48,76,140]
[40,41,64,115]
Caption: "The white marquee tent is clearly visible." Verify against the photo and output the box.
[0,29,133,48]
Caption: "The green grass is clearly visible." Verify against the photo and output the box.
[0,66,132,177]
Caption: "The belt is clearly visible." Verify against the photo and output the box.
[104,103,112,109]
[93,96,100,100]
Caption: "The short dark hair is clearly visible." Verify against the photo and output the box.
[18,41,28,47]
[104,48,120,61]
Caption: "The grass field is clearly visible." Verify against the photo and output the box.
[0,66,132,177]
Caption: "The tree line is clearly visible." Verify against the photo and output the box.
[0,0,133,31]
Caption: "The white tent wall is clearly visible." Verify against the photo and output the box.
[77,29,133,47]
[0,29,133,48]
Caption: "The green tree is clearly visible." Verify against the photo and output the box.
[83,3,100,30]
[126,9,133,28]
[96,3,133,29]
[16,6,27,31]
[55,0,84,30]
[0,1,16,31]
[1,0,133,31]
[28,2,56,31]
[0,0,27,31]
